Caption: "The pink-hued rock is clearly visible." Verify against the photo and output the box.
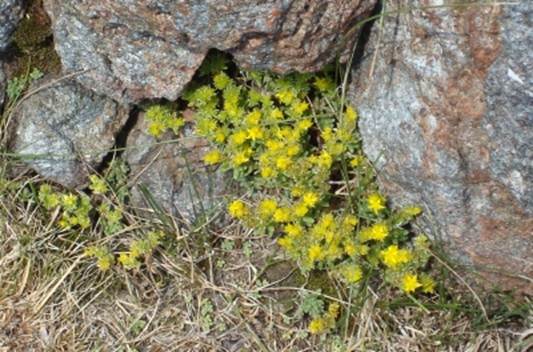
[44,0,376,104]
[350,2,532,293]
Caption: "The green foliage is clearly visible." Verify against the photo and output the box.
[6,68,43,101]
[143,60,435,334]
[118,231,164,270]
[145,104,185,138]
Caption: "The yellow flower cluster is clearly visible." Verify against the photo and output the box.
[308,302,340,334]
[176,66,435,334]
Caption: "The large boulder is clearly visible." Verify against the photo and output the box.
[11,77,129,188]
[350,2,532,292]
[44,0,376,104]
[0,0,25,51]
[125,114,228,224]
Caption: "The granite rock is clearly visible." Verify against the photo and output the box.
[11,77,129,188]
[44,0,376,104]
[350,2,532,292]
[0,0,25,51]
[0,63,5,109]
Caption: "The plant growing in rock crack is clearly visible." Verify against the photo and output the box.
[144,58,436,334]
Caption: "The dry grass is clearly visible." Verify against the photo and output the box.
[0,155,530,352]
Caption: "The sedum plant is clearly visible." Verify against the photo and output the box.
[147,60,436,333]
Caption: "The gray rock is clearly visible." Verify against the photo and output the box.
[350,2,532,292]
[0,0,24,51]
[125,114,229,224]
[0,63,5,109]
[11,77,129,188]
[44,0,376,104]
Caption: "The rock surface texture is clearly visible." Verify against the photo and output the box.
[0,63,5,109]
[0,0,25,51]
[350,2,532,292]
[44,0,376,103]
[125,115,228,223]
[11,78,129,188]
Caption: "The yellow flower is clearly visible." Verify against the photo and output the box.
[276,89,295,105]
[276,156,292,171]
[203,149,223,165]
[273,207,291,223]
[369,223,389,241]
[270,108,284,120]
[247,126,264,141]
[228,200,248,219]
[317,151,332,169]
[258,199,278,219]
[291,101,309,116]
[292,202,309,218]
[345,106,358,122]
[360,223,389,242]
[322,127,334,142]
[246,110,261,125]
[214,131,226,143]
[277,236,294,250]
[266,139,284,151]
[62,193,78,210]
[284,223,303,237]
[380,245,411,269]
[230,130,248,145]
[308,317,327,334]
[367,193,386,214]
[402,273,422,293]
[342,215,359,231]
[296,119,313,132]
[286,144,300,157]
[341,264,363,284]
[420,275,436,293]
[344,242,357,256]
[232,151,250,166]
[314,77,334,92]
[260,166,275,179]
[350,155,364,168]
[302,192,319,208]
[308,244,324,262]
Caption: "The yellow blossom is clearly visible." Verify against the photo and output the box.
[247,126,264,141]
[260,166,275,179]
[228,200,248,219]
[276,90,295,105]
[345,106,358,122]
[296,119,313,132]
[270,108,284,120]
[420,275,436,293]
[230,130,248,145]
[276,156,292,171]
[380,245,411,269]
[258,199,278,219]
[292,101,309,116]
[286,144,300,157]
[203,149,223,165]
[284,223,303,237]
[367,193,386,214]
[246,110,261,125]
[314,77,334,92]
[302,192,319,208]
[308,244,324,262]
[340,264,363,284]
[292,202,309,218]
[308,318,327,334]
[232,151,250,166]
[273,207,291,223]
[402,273,422,293]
